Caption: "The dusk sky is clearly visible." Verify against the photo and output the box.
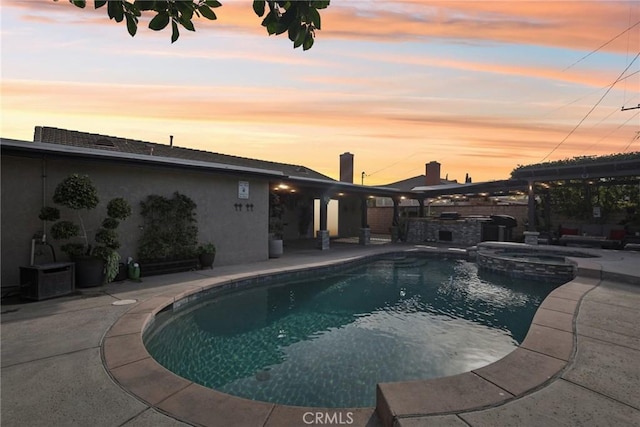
[2,0,639,185]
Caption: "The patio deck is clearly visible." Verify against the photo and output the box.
[1,241,639,426]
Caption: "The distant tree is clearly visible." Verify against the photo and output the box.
[57,0,329,50]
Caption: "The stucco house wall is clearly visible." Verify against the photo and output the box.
[1,154,269,286]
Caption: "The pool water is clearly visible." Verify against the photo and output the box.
[144,257,559,407]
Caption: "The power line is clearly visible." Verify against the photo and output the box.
[622,129,640,152]
[541,70,639,119]
[541,51,640,162]
[366,151,427,177]
[563,20,640,71]
[583,109,640,152]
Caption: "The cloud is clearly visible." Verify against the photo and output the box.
[5,0,638,54]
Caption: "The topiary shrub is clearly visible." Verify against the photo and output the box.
[40,173,132,284]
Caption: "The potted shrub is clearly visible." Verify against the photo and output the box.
[197,243,216,269]
[94,197,132,283]
[41,174,131,287]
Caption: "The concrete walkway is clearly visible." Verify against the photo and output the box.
[1,242,639,427]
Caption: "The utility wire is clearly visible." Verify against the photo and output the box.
[540,51,640,162]
[623,4,633,107]
[583,109,640,152]
[563,20,640,71]
[366,151,427,177]
[622,128,640,152]
[541,70,639,119]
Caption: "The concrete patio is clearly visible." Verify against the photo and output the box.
[1,241,639,427]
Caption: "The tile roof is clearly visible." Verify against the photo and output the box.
[33,126,334,181]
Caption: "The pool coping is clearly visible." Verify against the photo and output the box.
[101,244,621,427]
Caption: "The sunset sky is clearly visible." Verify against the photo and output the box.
[1,0,639,185]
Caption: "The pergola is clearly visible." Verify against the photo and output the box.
[510,153,640,231]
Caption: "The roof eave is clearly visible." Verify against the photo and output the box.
[1,138,286,179]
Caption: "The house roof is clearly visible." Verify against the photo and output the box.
[380,175,458,192]
[511,152,640,181]
[33,126,334,182]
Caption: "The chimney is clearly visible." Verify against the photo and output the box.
[34,126,43,142]
[170,135,173,148]
[339,152,354,183]
[425,161,441,186]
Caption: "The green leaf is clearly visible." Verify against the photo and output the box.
[134,0,157,11]
[293,26,306,48]
[94,0,107,8]
[125,2,142,17]
[253,0,265,16]
[274,22,287,35]
[125,14,138,36]
[174,0,192,18]
[39,206,60,222]
[279,7,296,28]
[309,7,321,29]
[51,220,80,240]
[287,22,299,42]
[303,32,314,50]
[262,11,277,34]
[71,0,86,8]
[149,12,170,30]
[205,0,222,7]
[107,0,124,22]
[312,0,330,9]
[198,5,217,20]
[179,16,195,32]
[171,20,179,43]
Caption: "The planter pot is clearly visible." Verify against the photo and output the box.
[74,255,105,288]
[114,263,127,282]
[198,253,215,269]
[269,239,283,258]
[139,258,199,277]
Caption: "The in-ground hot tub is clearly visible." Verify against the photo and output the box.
[476,243,599,282]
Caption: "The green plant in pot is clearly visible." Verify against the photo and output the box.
[196,242,216,269]
[40,174,131,287]
[94,198,132,283]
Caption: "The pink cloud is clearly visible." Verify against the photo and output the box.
[5,0,637,53]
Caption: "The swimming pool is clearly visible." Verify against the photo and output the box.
[144,256,559,407]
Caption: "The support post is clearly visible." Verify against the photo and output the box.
[359,196,370,245]
[527,180,536,232]
[391,197,400,242]
[317,196,330,250]
[418,199,425,218]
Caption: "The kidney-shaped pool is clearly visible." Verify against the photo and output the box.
[143,256,562,407]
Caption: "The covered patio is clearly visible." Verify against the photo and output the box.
[511,153,640,249]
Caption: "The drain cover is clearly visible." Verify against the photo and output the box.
[112,299,137,306]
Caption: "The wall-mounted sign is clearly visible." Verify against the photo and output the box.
[238,181,249,199]
[593,206,601,218]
